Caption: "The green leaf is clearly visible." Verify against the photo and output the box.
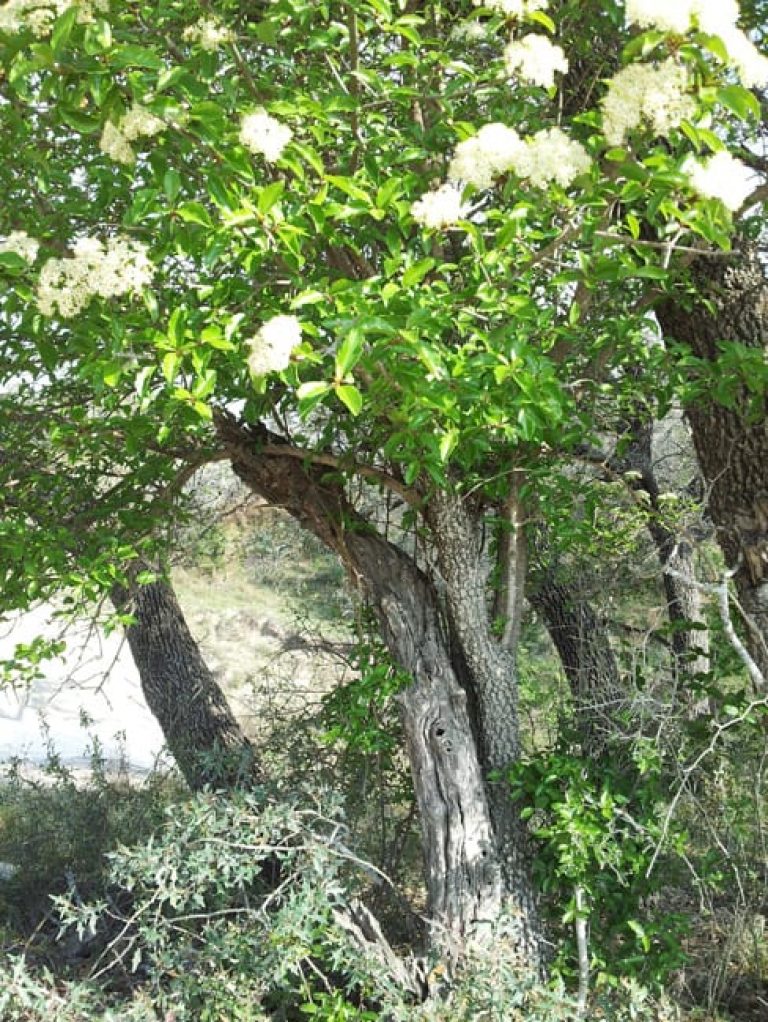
[335,328,364,377]
[402,257,435,288]
[297,380,331,402]
[326,175,371,203]
[161,352,180,382]
[163,169,182,202]
[335,384,363,416]
[717,84,761,121]
[176,202,213,227]
[438,428,458,463]
[51,6,78,55]
[528,10,556,32]
[257,180,285,215]
[110,45,164,70]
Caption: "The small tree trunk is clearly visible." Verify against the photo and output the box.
[529,576,623,750]
[112,575,260,790]
[658,250,768,683]
[614,416,710,682]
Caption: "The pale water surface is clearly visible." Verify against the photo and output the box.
[0,606,165,771]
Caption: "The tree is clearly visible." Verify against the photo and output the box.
[1,0,767,976]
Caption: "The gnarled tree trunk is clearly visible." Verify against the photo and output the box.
[658,250,768,684]
[215,413,545,970]
[112,574,260,790]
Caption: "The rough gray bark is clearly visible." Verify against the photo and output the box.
[529,576,623,750]
[614,416,710,682]
[657,249,768,683]
[112,575,260,790]
[423,492,545,969]
[215,413,545,969]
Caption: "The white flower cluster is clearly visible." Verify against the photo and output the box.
[625,0,768,88]
[601,58,696,145]
[182,16,235,51]
[411,183,470,229]
[247,315,302,376]
[449,123,526,190]
[239,110,293,163]
[37,236,153,318]
[684,151,754,211]
[504,33,569,88]
[0,0,107,37]
[0,230,39,264]
[515,126,592,187]
[99,104,166,166]
[450,20,490,43]
[448,122,589,190]
[414,122,590,228]
[473,0,549,19]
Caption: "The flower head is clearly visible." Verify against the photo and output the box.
[473,0,549,18]
[183,16,235,51]
[601,58,696,145]
[0,230,39,264]
[685,151,754,211]
[411,183,470,229]
[515,127,591,187]
[37,236,153,318]
[504,33,569,88]
[240,110,293,163]
[247,315,302,376]
[448,123,524,190]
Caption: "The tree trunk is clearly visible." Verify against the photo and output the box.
[426,492,545,969]
[614,415,710,684]
[112,575,261,790]
[529,576,623,750]
[658,250,768,684]
[215,413,545,969]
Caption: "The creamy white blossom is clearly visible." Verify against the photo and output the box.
[247,315,302,376]
[240,110,293,163]
[120,104,165,141]
[625,0,768,88]
[448,123,524,190]
[450,20,490,43]
[182,16,235,51]
[0,230,39,264]
[99,121,135,166]
[504,33,569,88]
[447,122,588,192]
[719,27,768,87]
[601,58,696,145]
[684,151,754,211]
[625,0,738,36]
[515,127,591,187]
[0,0,108,36]
[99,105,166,166]
[473,0,549,18]
[411,183,470,229]
[37,236,153,318]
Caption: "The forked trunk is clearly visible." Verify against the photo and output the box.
[112,575,260,790]
[216,414,546,969]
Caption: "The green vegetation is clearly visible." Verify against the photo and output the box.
[1,0,768,1017]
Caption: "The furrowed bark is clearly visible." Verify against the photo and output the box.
[529,576,623,751]
[426,492,545,970]
[112,574,261,790]
[658,250,768,683]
